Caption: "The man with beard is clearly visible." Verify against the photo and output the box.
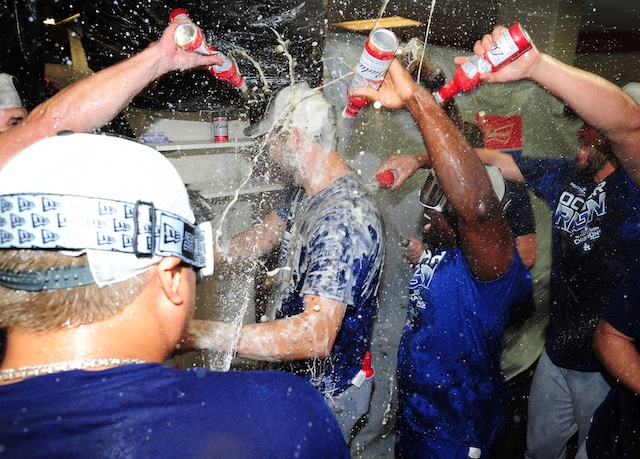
[355,23,640,457]
[183,82,385,443]
[457,27,640,459]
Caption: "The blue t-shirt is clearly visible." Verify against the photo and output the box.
[0,364,349,458]
[271,174,385,396]
[515,156,640,370]
[504,182,536,327]
[504,181,536,238]
[397,247,532,450]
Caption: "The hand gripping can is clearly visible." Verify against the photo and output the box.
[343,28,399,118]
[169,9,248,95]
[433,23,532,103]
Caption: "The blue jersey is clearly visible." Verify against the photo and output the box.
[397,248,532,450]
[272,173,384,396]
[0,364,349,458]
[516,156,640,370]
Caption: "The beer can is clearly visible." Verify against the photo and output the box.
[213,115,229,142]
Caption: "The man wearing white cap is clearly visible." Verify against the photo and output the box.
[0,132,349,458]
[185,82,385,443]
[0,22,222,170]
[0,73,27,132]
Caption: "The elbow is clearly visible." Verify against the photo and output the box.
[310,334,335,359]
[314,346,332,360]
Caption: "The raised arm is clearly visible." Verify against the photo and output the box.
[354,59,514,280]
[466,25,640,186]
[475,148,526,183]
[0,22,222,170]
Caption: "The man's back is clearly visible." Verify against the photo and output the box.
[0,364,349,458]
[273,174,385,395]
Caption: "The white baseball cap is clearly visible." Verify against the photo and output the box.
[0,133,213,290]
[0,73,23,111]
[244,82,336,141]
[623,82,640,105]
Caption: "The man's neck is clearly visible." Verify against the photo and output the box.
[593,159,618,183]
[301,151,351,195]
[1,309,167,370]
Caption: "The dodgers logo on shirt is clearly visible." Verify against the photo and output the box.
[554,181,606,251]
[409,248,446,309]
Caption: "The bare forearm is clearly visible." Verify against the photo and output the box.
[0,56,157,169]
[180,320,240,353]
[183,297,344,362]
[0,23,220,170]
[595,321,640,394]
[529,54,640,168]
[184,313,335,361]
[515,233,537,269]
[404,89,495,217]
[475,148,526,183]
[29,46,168,135]
[235,312,337,361]
[221,213,285,263]
[596,337,640,393]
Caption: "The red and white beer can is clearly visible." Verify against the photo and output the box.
[213,115,229,142]
[344,28,399,118]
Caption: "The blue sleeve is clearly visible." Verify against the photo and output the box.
[514,156,573,206]
[602,261,640,339]
[505,182,536,237]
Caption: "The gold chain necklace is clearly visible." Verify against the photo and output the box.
[0,358,147,382]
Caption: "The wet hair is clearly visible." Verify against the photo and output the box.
[0,250,150,332]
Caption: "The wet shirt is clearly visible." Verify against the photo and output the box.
[504,182,537,326]
[505,182,536,239]
[397,248,532,449]
[271,173,384,396]
[516,156,640,371]
[0,364,349,458]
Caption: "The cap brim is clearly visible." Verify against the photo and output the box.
[244,90,280,138]
[244,119,272,138]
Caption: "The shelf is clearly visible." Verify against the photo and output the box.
[149,139,255,152]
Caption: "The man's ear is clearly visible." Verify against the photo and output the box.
[289,126,306,149]
[156,257,186,305]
